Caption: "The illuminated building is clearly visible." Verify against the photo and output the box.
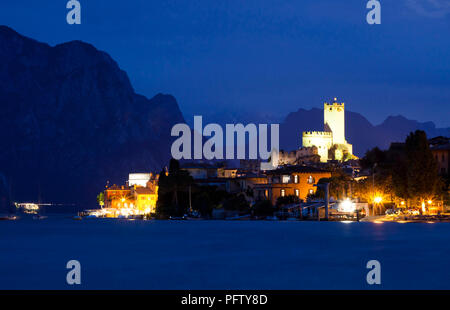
[128,173,152,187]
[302,98,354,162]
[133,184,158,214]
[102,173,159,217]
[252,166,332,205]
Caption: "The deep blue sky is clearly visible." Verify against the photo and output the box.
[1,0,449,126]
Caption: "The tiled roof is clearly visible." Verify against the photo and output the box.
[134,187,155,195]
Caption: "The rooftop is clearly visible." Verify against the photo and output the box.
[266,165,330,175]
[431,143,450,151]
[134,187,155,195]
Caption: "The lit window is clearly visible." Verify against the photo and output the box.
[295,189,299,197]
[294,175,298,183]
[282,175,290,183]
[307,176,315,184]
[309,189,314,195]
[281,189,286,197]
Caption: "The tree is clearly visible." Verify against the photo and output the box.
[96,192,105,208]
[193,191,213,218]
[156,159,194,218]
[223,193,250,213]
[276,195,300,207]
[394,131,442,206]
[253,200,274,217]
[328,169,353,200]
[360,147,386,171]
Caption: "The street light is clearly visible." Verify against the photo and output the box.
[340,199,355,213]
[372,196,383,216]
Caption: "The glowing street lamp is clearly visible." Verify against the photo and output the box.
[374,196,383,204]
[340,199,355,213]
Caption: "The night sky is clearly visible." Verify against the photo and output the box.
[1,0,449,126]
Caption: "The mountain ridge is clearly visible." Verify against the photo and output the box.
[0,25,184,208]
[0,25,448,209]
[279,107,449,156]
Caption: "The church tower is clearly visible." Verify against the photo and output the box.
[324,98,346,145]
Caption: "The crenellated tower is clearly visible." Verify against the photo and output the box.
[324,98,346,145]
[301,97,353,162]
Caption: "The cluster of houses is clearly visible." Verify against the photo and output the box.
[89,173,159,218]
[180,159,337,206]
[91,99,449,219]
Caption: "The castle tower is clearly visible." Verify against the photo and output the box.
[301,98,354,163]
[324,98,346,145]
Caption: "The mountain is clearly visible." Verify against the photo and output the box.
[0,26,184,209]
[280,108,450,156]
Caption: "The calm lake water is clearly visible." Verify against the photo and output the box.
[1,217,449,289]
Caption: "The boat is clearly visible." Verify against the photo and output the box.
[0,215,18,221]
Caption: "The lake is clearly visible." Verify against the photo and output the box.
[1,217,449,289]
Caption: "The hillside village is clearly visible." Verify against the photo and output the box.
[92,99,450,221]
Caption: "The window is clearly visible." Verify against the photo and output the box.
[282,175,291,184]
[294,175,298,183]
[281,189,286,197]
[307,176,315,184]
[309,189,314,195]
[295,189,299,197]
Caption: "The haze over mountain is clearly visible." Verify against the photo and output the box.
[280,108,450,156]
[0,26,184,208]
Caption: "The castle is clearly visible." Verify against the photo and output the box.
[302,98,353,162]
